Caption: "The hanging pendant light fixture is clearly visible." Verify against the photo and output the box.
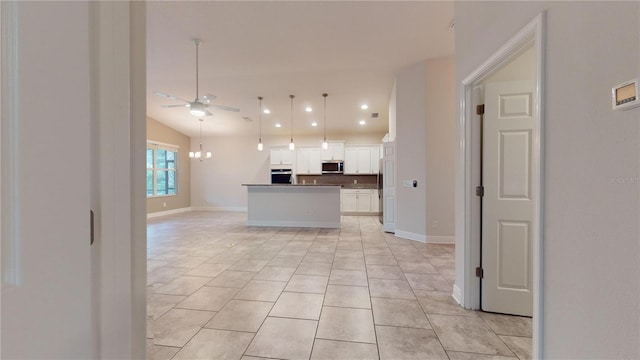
[322,93,329,150]
[289,94,295,150]
[189,118,212,161]
[257,96,264,151]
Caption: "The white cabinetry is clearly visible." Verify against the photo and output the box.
[341,189,378,213]
[321,141,345,161]
[371,146,381,174]
[345,146,380,174]
[296,148,321,174]
[270,147,294,166]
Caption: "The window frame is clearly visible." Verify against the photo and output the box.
[147,141,179,198]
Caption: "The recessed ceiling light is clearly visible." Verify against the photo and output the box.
[305,107,313,112]
[263,109,271,114]
[359,120,366,125]
[275,123,281,128]
[360,104,368,110]
[311,122,318,127]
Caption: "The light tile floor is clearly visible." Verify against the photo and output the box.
[147,211,532,360]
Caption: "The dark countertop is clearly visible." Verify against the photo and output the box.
[242,184,342,187]
[341,184,377,189]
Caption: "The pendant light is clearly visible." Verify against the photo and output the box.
[289,94,295,150]
[257,96,264,151]
[189,118,212,161]
[322,93,329,149]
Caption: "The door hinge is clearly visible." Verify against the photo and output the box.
[476,104,485,115]
[90,210,95,245]
[475,267,484,278]
[475,186,484,197]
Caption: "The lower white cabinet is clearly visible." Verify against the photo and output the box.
[340,189,379,213]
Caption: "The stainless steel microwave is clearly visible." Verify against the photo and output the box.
[321,161,344,174]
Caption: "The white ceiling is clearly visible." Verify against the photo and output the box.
[147,1,454,138]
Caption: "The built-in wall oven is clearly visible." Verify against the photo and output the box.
[271,169,292,184]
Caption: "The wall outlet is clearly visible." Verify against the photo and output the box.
[432,220,438,228]
[302,179,306,184]
[313,179,317,184]
[354,179,358,184]
[163,202,166,207]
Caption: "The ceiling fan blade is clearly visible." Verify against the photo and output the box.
[203,109,213,116]
[161,104,190,108]
[154,91,190,103]
[209,104,240,112]
[200,94,217,104]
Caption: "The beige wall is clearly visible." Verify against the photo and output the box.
[147,117,191,213]
[425,57,456,239]
[455,1,639,357]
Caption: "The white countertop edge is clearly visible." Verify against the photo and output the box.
[247,220,341,228]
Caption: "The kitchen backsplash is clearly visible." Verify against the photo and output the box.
[297,174,377,188]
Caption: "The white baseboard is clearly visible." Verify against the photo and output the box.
[452,284,462,305]
[190,206,248,212]
[426,235,455,244]
[394,230,427,243]
[147,207,192,219]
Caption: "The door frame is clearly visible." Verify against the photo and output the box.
[455,12,545,358]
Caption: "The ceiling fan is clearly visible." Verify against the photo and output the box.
[154,39,239,116]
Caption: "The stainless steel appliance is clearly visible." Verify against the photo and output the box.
[271,169,292,184]
[321,161,344,174]
[378,158,383,224]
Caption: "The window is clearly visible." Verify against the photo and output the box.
[147,142,178,197]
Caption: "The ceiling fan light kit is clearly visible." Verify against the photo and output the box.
[155,38,239,119]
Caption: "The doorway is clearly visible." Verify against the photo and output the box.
[478,45,535,317]
[457,13,545,358]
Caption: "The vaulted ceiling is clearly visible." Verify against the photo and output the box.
[147,1,454,138]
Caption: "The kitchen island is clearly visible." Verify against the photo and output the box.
[242,184,341,228]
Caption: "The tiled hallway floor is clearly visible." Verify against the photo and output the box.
[147,211,532,360]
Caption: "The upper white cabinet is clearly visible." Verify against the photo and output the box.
[371,146,381,174]
[344,146,380,174]
[270,147,294,166]
[296,148,322,174]
[321,141,345,161]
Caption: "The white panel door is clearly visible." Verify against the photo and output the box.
[344,148,358,174]
[342,192,358,212]
[356,191,372,212]
[370,146,381,174]
[308,149,322,174]
[357,148,372,174]
[1,2,93,357]
[482,81,535,317]
[270,148,283,165]
[296,149,310,174]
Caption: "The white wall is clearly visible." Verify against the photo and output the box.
[455,2,640,358]
[395,61,428,241]
[190,133,385,210]
[2,2,93,357]
[425,57,456,240]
